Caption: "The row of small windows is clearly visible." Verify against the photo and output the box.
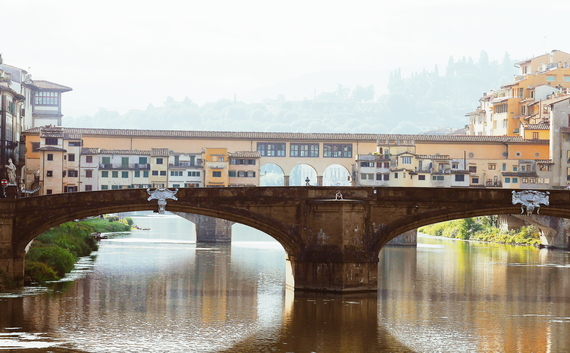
[257,143,352,158]
[229,171,256,177]
[34,91,59,106]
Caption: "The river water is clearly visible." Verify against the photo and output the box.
[1,212,570,352]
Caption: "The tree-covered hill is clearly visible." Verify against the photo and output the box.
[64,51,516,134]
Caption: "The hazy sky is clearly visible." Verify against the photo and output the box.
[2,0,569,117]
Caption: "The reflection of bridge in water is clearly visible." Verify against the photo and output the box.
[1,186,566,292]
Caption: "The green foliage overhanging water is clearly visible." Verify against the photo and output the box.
[24,218,131,283]
[419,216,541,246]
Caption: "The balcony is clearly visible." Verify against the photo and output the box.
[99,163,150,170]
[169,161,203,168]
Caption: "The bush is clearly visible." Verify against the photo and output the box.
[27,245,75,277]
[25,261,59,282]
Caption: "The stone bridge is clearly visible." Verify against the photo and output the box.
[1,187,566,292]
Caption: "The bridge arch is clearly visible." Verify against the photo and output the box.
[260,163,285,186]
[322,164,350,186]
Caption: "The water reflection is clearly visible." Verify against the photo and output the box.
[379,235,570,352]
[2,215,570,352]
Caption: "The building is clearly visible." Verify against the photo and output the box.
[468,50,570,137]
[1,57,71,184]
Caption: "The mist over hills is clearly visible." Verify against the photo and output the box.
[64,51,517,134]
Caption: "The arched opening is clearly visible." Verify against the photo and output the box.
[260,163,285,186]
[289,164,317,186]
[322,164,350,186]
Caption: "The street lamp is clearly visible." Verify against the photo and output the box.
[305,177,310,186]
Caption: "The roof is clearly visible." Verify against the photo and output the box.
[38,146,66,152]
[417,154,451,160]
[230,151,261,158]
[23,126,546,145]
[523,124,549,130]
[99,149,151,155]
[151,148,169,156]
[81,148,99,154]
[31,80,72,92]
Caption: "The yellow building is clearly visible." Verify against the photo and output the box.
[469,50,570,137]
[202,148,229,187]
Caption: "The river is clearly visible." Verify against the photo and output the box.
[1,212,570,352]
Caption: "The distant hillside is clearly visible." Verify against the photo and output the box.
[64,51,516,135]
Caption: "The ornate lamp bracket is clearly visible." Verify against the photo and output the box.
[512,190,550,215]
[147,188,178,214]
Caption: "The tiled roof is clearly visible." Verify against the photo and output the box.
[151,148,169,156]
[417,154,451,160]
[230,151,261,158]
[100,149,151,155]
[38,146,66,151]
[64,133,82,140]
[31,80,72,92]
[524,124,549,130]
[81,148,99,154]
[536,159,554,164]
[23,127,547,145]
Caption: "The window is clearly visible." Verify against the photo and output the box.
[188,171,200,177]
[86,156,93,163]
[213,171,222,177]
[512,177,518,183]
[505,177,511,183]
[160,171,166,176]
[238,171,246,177]
[564,76,570,82]
[488,164,496,170]
[111,185,119,190]
[102,157,111,165]
[360,161,374,167]
[46,189,53,195]
[394,173,398,179]
[34,91,59,106]
[229,171,236,177]
[85,185,92,191]
[47,153,53,161]
[502,163,506,171]
[68,170,78,177]
[170,171,183,176]
[432,175,444,181]
[257,143,286,157]
[452,163,459,169]
[112,171,118,178]
[68,141,81,146]
[101,185,108,190]
[546,75,556,82]
[533,132,539,139]
[101,171,109,178]
[152,171,159,176]
[143,171,149,178]
[45,137,58,145]
[290,143,319,157]
[469,166,477,173]
[455,175,465,182]
[418,175,426,181]
[401,156,412,164]
[513,166,518,172]
[68,154,75,162]
[156,158,163,165]
[32,142,40,152]
[323,144,352,158]
[134,171,140,177]
[172,184,181,188]
[46,170,53,177]
[85,170,93,178]
[472,177,479,184]
[494,103,508,114]
[122,171,128,178]
[139,157,147,165]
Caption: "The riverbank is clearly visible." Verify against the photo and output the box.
[23,217,132,285]
[419,216,540,246]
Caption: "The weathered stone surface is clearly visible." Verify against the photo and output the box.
[2,186,570,291]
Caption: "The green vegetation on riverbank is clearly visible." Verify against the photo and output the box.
[24,217,132,283]
[419,216,540,246]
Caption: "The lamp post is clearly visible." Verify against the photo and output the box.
[305,177,310,186]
